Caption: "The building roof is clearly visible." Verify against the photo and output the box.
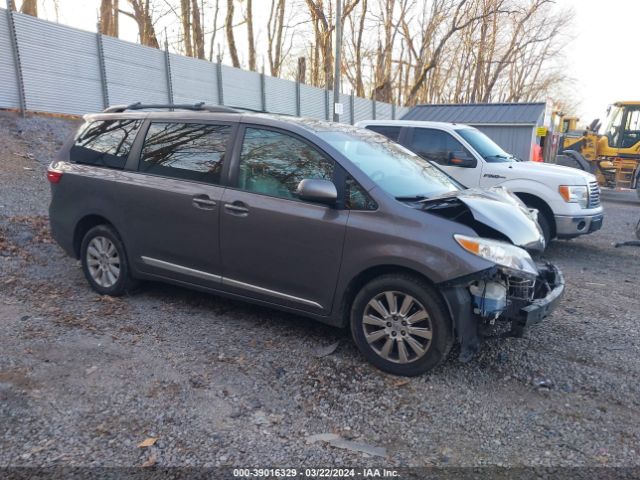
[401,102,546,126]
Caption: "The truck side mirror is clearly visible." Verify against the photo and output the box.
[448,151,477,168]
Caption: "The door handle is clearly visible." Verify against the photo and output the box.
[192,195,217,209]
[224,202,249,216]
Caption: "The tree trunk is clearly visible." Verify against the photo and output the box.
[20,0,37,16]
[267,0,286,77]
[354,0,366,97]
[127,0,159,49]
[226,0,241,67]
[99,0,119,37]
[180,0,193,57]
[191,0,205,59]
[297,57,306,84]
[246,0,256,71]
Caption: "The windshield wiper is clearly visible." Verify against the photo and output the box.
[483,154,510,159]
[395,194,429,201]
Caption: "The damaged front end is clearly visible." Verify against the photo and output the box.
[441,263,565,363]
[420,186,545,252]
[413,186,563,361]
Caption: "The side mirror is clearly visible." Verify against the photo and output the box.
[448,151,477,168]
[296,178,337,204]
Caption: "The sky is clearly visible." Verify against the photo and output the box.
[561,0,640,124]
[17,0,640,125]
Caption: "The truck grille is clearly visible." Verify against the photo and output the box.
[588,181,601,208]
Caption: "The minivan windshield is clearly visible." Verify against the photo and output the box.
[457,128,515,163]
[317,129,460,199]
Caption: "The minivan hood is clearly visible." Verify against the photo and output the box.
[420,187,545,251]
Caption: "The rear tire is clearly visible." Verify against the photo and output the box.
[80,225,136,296]
[350,274,453,376]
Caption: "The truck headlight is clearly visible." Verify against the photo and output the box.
[454,234,538,277]
[559,185,588,208]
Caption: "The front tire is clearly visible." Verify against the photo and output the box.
[350,274,453,376]
[536,211,553,248]
[80,225,136,296]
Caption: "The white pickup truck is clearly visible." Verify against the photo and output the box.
[356,120,604,245]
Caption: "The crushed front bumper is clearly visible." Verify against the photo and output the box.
[440,263,565,362]
[508,264,565,337]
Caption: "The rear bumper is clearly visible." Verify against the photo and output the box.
[555,213,604,237]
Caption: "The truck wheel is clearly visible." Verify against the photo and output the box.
[80,225,137,296]
[537,212,553,248]
[350,274,453,376]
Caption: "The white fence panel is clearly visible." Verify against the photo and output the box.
[0,10,19,109]
[396,106,411,119]
[103,36,168,106]
[354,97,373,123]
[170,54,218,105]
[341,96,352,124]
[299,84,325,119]
[377,102,392,120]
[14,13,103,115]
[0,9,406,119]
[264,76,296,115]
[221,65,261,110]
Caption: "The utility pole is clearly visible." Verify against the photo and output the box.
[332,0,342,122]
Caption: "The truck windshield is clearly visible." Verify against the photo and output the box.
[317,130,460,199]
[457,128,515,163]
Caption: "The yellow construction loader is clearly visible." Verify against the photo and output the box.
[556,101,640,196]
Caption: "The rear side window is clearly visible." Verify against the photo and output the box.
[410,128,470,165]
[366,125,402,142]
[70,119,141,169]
[237,127,334,200]
[139,122,232,184]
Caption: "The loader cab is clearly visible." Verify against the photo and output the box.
[603,102,640,150]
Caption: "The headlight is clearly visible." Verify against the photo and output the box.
[559,185,588,208]
[454,234,538,277]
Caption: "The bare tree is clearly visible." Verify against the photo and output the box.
[267,0,286,77]
[191,0,205,59]
[304,0,361,87]
[82,0,573,109]
[208,0,221,61]
[99,0,119,37]
[124,0,160,48]
[180,0,192,56]
[19,0,37,16]
[226,0,241,67]
[245,0,256,71]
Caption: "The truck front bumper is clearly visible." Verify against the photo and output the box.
[555,213,604,237]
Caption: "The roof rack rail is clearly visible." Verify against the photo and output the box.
[102,102,240,114]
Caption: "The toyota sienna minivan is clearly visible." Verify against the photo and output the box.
[48,103,565,376]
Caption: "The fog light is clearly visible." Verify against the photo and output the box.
[577,221,586,231]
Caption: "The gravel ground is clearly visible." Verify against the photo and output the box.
[0,111,639,469]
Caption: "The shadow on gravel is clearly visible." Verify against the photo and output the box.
[133,280,350,340]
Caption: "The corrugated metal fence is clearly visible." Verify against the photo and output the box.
[0,8,410,122]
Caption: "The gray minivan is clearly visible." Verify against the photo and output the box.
[48,104,564,376]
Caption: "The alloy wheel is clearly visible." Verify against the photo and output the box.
[86,236,120,288]
[362,291,433,364]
